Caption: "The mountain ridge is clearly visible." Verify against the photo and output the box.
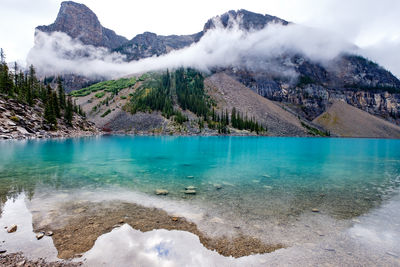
[30,1,400,136]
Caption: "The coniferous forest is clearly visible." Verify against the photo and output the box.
[127,68,266,134]
[0,48,84,130]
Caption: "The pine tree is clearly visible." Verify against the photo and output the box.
[64,96,74,126]
[57,77,66,108]
[52,91,60,118]
[44,85,57,128]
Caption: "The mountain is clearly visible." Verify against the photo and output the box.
[203,9,289,32]
[36,1,127,49]
[113,31,203,61]
[31,1,400,137]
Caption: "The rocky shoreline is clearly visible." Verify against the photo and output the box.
[0,252,81,267]
[0,97,100,140]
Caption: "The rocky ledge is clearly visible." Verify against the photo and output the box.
[0,96,100,140]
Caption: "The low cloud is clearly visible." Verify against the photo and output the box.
[27,21,356,80]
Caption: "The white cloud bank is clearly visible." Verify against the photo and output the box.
[27,21,356,80]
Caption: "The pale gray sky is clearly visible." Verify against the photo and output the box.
[1,0,400,76]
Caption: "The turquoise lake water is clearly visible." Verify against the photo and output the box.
[1,136,400,233]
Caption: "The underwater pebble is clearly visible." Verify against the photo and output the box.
[155,189,169,195]
[185,186,196,190]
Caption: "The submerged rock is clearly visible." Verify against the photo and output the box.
[155,189,169,195]
[312,208,320,213]
[7,224,17,233]
[214,184,222,190]
[184,189,197,195]
[185,186,196,190]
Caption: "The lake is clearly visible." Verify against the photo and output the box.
[0,136,399,266]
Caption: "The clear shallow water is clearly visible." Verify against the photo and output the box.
[1,136,400,241]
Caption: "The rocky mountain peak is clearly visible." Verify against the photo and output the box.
[36,1,127,49]
[203,9,289,32]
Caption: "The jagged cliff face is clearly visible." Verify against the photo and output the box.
[113,32,203,61]
[33,1,400,126]
[225,53,400,123]
[36,1,127,49]
[203,9,289,32]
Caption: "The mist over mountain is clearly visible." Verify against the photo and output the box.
[26,1,400,132]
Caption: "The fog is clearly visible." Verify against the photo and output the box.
[26,19,356,80]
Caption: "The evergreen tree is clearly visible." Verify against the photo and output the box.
[65,97,74,126]
[44,85,57,128]
[57,77,66,108]
[52,91,60,118]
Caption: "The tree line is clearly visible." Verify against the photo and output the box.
[0,48,84,129]
[127,68,266,134]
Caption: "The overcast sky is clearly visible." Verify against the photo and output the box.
[1,0,400,75]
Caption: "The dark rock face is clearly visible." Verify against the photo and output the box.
[36,1,127,49]
[228,54,400,122]
[203,9,289,32]
[114,31,203,61]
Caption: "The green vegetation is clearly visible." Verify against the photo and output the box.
[101,109,111,118]
[0,48,84,130]
[301,122,330,136]
[175,68,209,119]
[95,91,105,98]
[70,77,137,97]
[127,71,174,118]
[126,68,266,133]
[120,95,127,99]
[297,75,315,88]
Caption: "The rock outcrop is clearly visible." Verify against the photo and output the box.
[114,31,203,61]
[203,9,289,32]
[36,1,127,49]
[0,95,99,140]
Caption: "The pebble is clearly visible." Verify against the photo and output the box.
[45,231,54,236]
[73,208,86,214]
[185,186,196,190]
[187,176,194,179]
[36,232,45,240]
[312,208,320,213]
[214,184,222,190]
[316,231,325,236]
[16,260,26,266]
[7,224,17,233]
[155,189,169,195]
[184,189,196,194]
[172,217,179,222]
